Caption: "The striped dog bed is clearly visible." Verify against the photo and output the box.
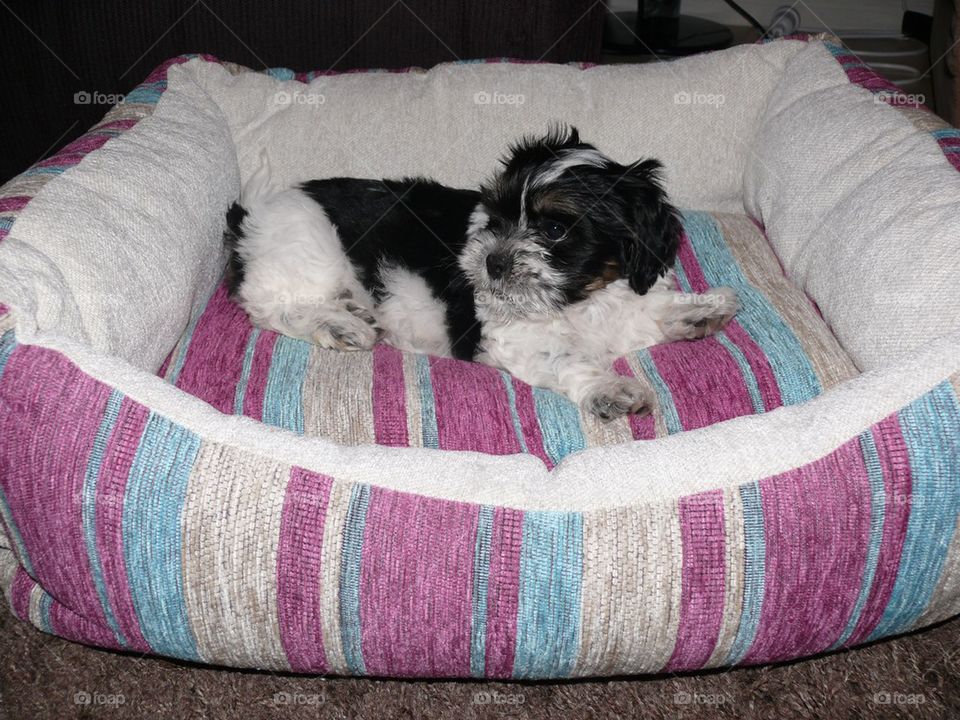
[0,35,959,678]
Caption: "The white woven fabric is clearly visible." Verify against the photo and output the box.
[744,41,960,370]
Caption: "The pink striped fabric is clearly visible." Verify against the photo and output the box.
[430,358,521,454]
[665,490,727,671]
[650,338,755,430]
[484,507,525,678]
[0,346,116,647]
[359,488,479,676]
[242,331,278,420]
[372,345,409,447]
[174,285,254,413]
[723,321,782,410]
[0,196,30,213]
[509,377,552,464]
[613,357,655,439]
[276,467,334,672]
[48,600,124,650]
[94,398,152,652]
[845,414,914,645]
[744,437,873,663]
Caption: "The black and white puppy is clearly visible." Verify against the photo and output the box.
[225,127,738,420]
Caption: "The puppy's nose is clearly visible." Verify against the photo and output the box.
[485,253,513,279]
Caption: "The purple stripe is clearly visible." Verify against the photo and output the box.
[676,232,709,292]
[95,398,152,652]
[743,437,873,663]
[723,321,783,410]
[665,490,727,671]
[846,414,913,645]
[48,599,124,649]
[510,378,552,465]
[174,283,253,414]
[360,487,478,677]
[0,347,120,636]
[242,331,278,420]
[277,468,333,672]
[484,507,524,678]
[430,358,522,454]
[372,345,408,447]
[57,133,112,157]
[613,358,655,439]
[937,141,960,171]
[0,196,30,213]
[649,338,755,430]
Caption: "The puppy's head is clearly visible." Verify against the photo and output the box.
[460,125,681,321]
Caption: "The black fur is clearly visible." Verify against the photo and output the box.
[224,126,680,362]
[300,178,482,360]
[481,125,681,301]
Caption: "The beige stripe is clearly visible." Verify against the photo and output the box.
[182,442,289,669]
[402,352,423,448]
[580,411,632,449]
[910,510,960,631]
[0,548,18,607]
[1,173,50,199]
[0,311,17,333]
[895,105,950,134]
[573,501,683,676]
[713,213,859,389]
[705,486,746,667]
[28,583,46,631]
[317,479,353,674]
[302,348,376,444]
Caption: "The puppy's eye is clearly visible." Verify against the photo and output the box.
[543,220,566,241]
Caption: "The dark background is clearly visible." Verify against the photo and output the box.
[0,0,606,182]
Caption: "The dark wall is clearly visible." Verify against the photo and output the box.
[0,1,606,182]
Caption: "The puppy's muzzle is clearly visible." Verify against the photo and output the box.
[485,252,514,280]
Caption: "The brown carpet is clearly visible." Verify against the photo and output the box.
[2,605,958,719]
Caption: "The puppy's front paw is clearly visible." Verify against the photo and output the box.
[582,377,653,422]
[312,313,380,351]
[662,286,740,340]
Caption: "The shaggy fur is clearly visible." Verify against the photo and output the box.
[225,127,739,419]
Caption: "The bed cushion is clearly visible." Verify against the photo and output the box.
[161,210,857,465]
[0,38,959,681]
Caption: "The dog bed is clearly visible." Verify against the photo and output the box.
[0,35,958,678]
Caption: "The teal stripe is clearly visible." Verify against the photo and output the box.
[499,371,530,453]
[681,211,821,405]
[868,382,960,640]
[636,350,682,434]
[715,332,766,414]
[470,506,495,677]
[513,511,583,678]
[725,482,766,665]
[339,484,371,675]
[38,590,54,633]
[124,86,164,104]
[123,413,201,660]
[266,67,296,80]
[0,328,16,385]
[233,328,261,415]
[831,430,887,649]
[673,261,694,292]
[262,336,311,433]
[81,389,127,647]
[531,388,584,465]
[415,355,439,448]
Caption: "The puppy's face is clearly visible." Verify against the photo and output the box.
[460,126,681,321]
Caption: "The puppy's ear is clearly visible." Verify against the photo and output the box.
[617,159,682,294]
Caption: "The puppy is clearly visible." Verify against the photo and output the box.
[224,127,738,420]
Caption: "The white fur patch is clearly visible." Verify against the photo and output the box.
[377,265,451,356]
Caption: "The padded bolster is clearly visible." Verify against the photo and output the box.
[744,40,960,371]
